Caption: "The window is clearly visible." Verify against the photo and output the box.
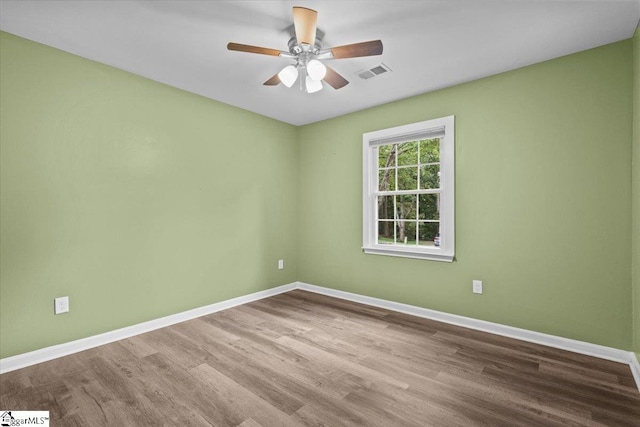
[362,116,454,261]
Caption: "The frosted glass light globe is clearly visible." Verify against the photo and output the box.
[305,75,323,93]
[307,59,327,81]
[278,65,298,87]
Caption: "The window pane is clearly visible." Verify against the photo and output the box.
[418,222,440,246]
[378,196,394,220]
[378,168,394,191]
[378,144,396,168]
[396,194,416,220]
[419,194,440,220]
[398,167,418,191]
[420,139,440,164]
[378,221,395,244]
[420,165,440,189]
[397,141,418,166]
[395,221,417,245]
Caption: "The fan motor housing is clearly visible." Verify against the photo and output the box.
[288,36,323,55]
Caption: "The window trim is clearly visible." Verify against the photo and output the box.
[362,116,455,262]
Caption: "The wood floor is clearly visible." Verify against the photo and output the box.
[1,290,639,426]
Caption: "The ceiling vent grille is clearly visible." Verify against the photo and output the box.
[357,63,392,80]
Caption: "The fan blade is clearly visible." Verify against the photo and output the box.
[263,73,281,86]
[330,40,383,59]
[293,7,317,45]
[323,65,349,89]
[227,42,282,56]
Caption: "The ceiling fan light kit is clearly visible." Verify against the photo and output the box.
[227,6,383,94]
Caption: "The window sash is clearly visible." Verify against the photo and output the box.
[376,189,441,196]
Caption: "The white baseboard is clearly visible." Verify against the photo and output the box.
[630,353,640,390]
[296,282,640,392]
[2,280,639,393]
[0,283,297,374]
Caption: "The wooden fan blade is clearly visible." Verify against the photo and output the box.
[293,7,317,45]
[263,73,281,86]
[227,42,282,56]
[330,40,383,59]
[323,65,349,89]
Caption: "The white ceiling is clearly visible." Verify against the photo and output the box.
[1,1,639,126]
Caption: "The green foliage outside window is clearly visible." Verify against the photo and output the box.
[377,139,440,245]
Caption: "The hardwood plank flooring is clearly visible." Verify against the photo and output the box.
[1,290,639,426]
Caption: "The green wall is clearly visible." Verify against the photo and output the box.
[633,27,640,361]
[298,40,633,350]
[0,32,299,358]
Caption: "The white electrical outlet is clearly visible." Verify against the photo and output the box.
[54,296,69,314]
[472,280,483,295]
[278,259,284,270]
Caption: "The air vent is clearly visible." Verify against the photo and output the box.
[357,63,392,80]
[358,70,376,80]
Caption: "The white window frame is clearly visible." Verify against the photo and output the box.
[362,115,455,262]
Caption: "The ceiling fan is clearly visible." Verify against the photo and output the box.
[227,6,383,93]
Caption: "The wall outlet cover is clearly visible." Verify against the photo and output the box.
[54,296,69,314]
[472,280,483,294]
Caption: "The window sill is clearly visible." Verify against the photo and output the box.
[363,246,454,262]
